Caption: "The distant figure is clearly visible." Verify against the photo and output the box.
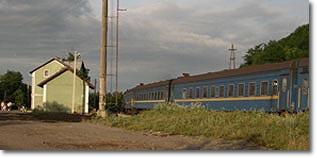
[1,101,7,111]
[19,106,26,113]
[7,102,12,111]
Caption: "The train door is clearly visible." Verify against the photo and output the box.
[278,77,289,111]
[299,79,309,111]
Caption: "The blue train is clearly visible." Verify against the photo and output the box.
[124,58,309,112]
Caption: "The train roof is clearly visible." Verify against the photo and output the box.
[125,58,309,93]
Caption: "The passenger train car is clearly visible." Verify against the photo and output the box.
[124,58,309,112]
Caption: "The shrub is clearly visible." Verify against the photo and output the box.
[96,103,309,150]
[33,102,70,113]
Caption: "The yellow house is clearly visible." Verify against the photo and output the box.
[30,57,94,114]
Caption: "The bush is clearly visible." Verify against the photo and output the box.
[96,103,309,150]
[33,102,70,113]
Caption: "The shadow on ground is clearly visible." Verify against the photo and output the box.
[0,112,91,124]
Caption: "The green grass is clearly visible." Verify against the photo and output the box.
[92,103,309,150]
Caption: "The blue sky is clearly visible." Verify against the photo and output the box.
[0,0,309,91]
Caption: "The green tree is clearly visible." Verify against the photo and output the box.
[241,24,309,67]
[78,61,90,81]
[0,70,29,106]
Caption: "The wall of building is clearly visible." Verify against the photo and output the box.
[45,70,85,114]
[32,60,65,109]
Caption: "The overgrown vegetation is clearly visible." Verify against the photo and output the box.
[89,92,125,113]
[33,102,70,113]
[93,104,309,150]
[241,24,309,67]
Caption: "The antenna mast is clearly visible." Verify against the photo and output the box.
[228,44,237,69]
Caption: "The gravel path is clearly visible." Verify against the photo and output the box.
[0,112,265,151]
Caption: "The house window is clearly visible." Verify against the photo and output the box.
[219,86,225,98]
[210,86,215,98]
[196,87,200,98]
[272,80,278,96]
[249,82,256,96]
[182,88,187,99]
[261,81,269,96]
[203,86,208,98]
[238,83,244,97]
[44,70,49,77]
[188,88,193,99]
[228,84,234,97]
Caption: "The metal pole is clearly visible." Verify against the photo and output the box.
[99,0,109,117]
[72,51,78,113]
[115,0,119,106]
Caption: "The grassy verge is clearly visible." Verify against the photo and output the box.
[92,104,309,150]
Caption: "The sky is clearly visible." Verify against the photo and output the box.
[0,0,309,91]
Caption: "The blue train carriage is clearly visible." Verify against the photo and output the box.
[124,80,171,110]
[172,58,309,112]
[295,58,310,111]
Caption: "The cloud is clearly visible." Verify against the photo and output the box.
[0,0,309,91]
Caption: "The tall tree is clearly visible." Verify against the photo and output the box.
[78,61,90,81]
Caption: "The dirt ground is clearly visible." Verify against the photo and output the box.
[0,111,265,151]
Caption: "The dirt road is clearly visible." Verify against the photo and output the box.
[0,112,264,151]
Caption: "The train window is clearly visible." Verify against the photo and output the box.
[182,88,187,99]
[203,86,208,98]
[188,88,193,99]
[196,87,200,98]
[272,80,278,96]
[238,83,244,97]
[156,92,161,100]
[228,84,234,97]
[160,92,162,100]
[261,81,269,96]
[219,86,225,98]
[210,86,215,98]
[249,82,256,96]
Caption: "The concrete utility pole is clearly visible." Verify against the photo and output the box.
[72,51,80,113]
[98,0,109,117]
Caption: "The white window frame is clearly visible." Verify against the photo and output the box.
[210,85,216,98]
[195,87,201,98]
[219,85,225,98]
[248,82,256,96]
[260,81,269,96]
[202,86,208,98]
[227,84,235,97]
[237,83,245,97]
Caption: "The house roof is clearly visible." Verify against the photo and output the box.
[126,58,309,93]
[37,67,95,89]
[33,57,94,89]
[29,57,67,74]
